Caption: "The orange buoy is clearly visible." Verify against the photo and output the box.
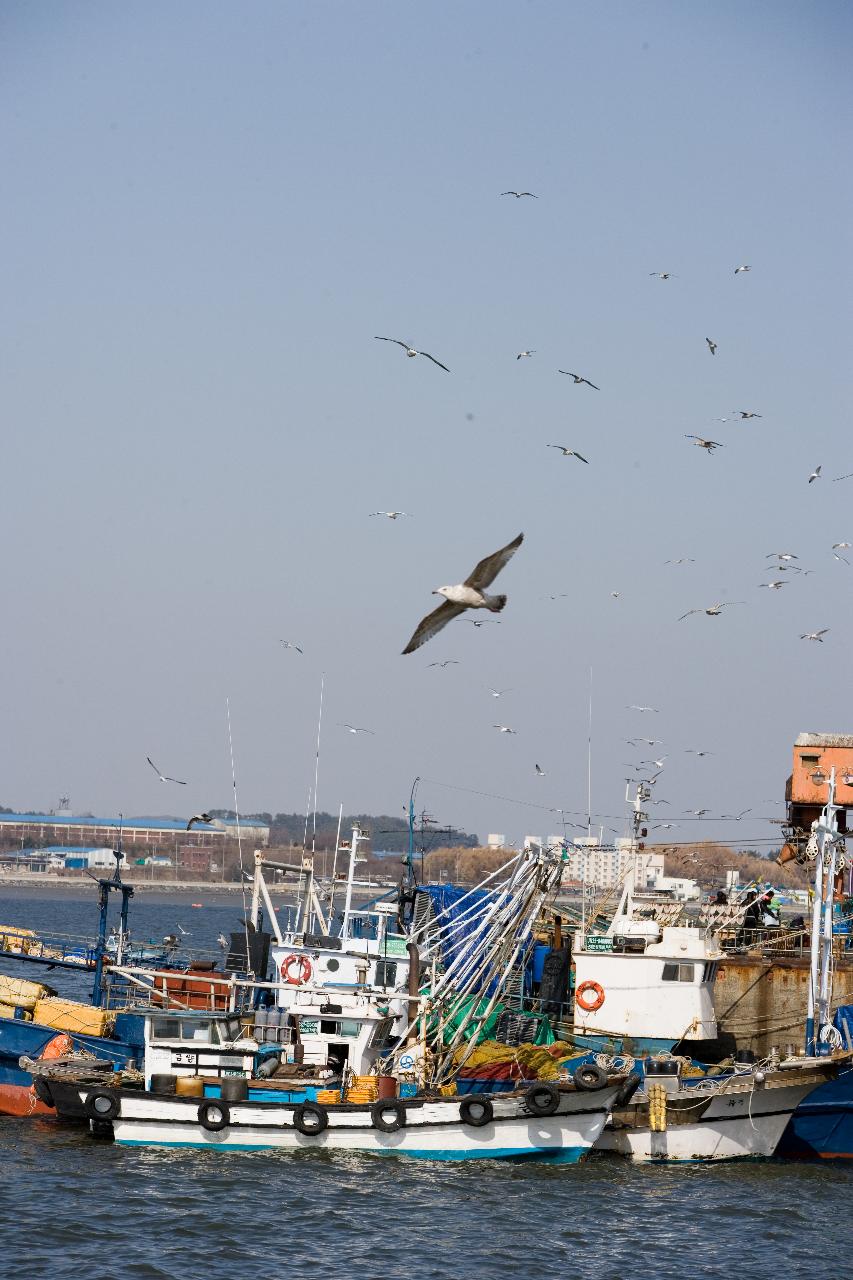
[575,980,605,1013]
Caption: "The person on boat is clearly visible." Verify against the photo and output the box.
[713,890,728,905]
[736,889,762,946]
[760,891,781,928]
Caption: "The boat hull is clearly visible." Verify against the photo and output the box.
[0,1014,141,1118]
[71,1083,622,1161]
[777,1069,853,1159]
[596,1068,833,1162]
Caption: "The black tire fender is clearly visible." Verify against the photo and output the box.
[84,1088,120,1122]
[197,1100,230,1132]
[371,1099,407,1133]
[459,1095,493,1128]
[33,1076,54,1108]
[573,1063,609,1092]
[292,1101,329,1136]
[524,1082,560,1117]
[613,1072,643,1108]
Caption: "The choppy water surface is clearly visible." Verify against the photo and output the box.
[1,889,850,1280]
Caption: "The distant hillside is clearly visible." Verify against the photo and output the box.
[207,809,479,853]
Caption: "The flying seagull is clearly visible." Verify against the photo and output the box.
[685,749,714,757]
[665,558,695,565]
[493,725,517,734]
[678,602,745,621]
[187,813,213,831]
[558,370,599,390]
[535,763,546,776]
[649,272,677,280]
[146,757,187,786]
[800,630,829,642]
[464,618,501,627]
[500,190,537,198]
[279,640,303,653]
[516,350,535,360]
[374,337,450,372]
[488,688,511,698]
[722,809,752,821]
[706,338,717,356]
[428,659,460,668]
[339,723,375,734]
[808,465,822,484]
[833,552,850,565]
[735,410,762,419]
[402,532,523,655]
[832,542,852,549]
[627,737,662,746]
[759,581,787,590]
[687,808,710,817]
[767,552,797,561]
[627,705,659,713]
[734,265,751,274]
[685,435,723,453]
[548,445,589,463]
[370,511,410,520]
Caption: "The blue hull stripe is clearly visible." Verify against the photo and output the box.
[116,1138,587,1161]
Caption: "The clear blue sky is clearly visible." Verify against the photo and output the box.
[2,1,851,849]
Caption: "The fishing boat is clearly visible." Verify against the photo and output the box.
[595,1053,844,1162]
[51,1008,626,1160]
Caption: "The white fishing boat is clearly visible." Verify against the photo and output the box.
[73,1060,624,1161]
[595,1054,844,1162]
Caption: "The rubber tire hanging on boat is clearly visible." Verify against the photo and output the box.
[33,1076,54,1108]
[572,1063,609,1092]
[370,1100,407,1133]
[459,1096,494,1128]
[85,1089,120,1122]
[197,1100,230,1132]
[523,1082,560,1117]
[612,1073,643,1108]
[292,1101,329,1136]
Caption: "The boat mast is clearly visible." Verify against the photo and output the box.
[806,767,842,1055]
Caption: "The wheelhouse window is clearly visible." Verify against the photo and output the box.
[662,963,695,982]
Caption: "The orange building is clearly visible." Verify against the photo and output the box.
[779,734,853,865]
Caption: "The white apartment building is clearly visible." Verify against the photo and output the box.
[557,837,665,889]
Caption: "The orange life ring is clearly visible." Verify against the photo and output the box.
[575,980,605,1013]
[281,954,312,986]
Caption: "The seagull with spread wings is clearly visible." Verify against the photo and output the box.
[808,465,822,484]
[767,552,798,561]
[402,533,523,655]
[759,581,787,590]
[279,640,303,653]
[548,445,589,463]
[706,338,717,355]
[428,659,460,668]
[370,511,411,520]
[558,370,600,389]
[734,264,751,274]
[516,350,535,360]
[735,410,762,419]
[187,813,213,831]
[488,687,511,698]
[627,705,659,713]
[800,630,829,642]
[678,602,745,621]
[374,337,450,372]
[500,190,537,198]
[147,757,187,786]
[685,435,723,453]
[340,723,375,734]
[534,763,546,776]
[493,725,517,734]
[649,271,677,280]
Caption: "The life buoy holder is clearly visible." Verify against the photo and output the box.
[281,954,312,986]
[575,980,605,1013]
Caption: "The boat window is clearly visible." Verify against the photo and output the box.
[367,1017,395,1048]
[375,960,397,986]
[325,958,340,972]
[320,1019,340,1036]
[150,1017,176,1041]
[662,963,696,982]
[182,1019,212,1040]
[348,914,379,941]
[703,961,718,981]
[339,1019,360,1038]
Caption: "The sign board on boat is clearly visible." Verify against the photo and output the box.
[584,935,612,953]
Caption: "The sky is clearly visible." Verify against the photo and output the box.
[1,1,851,851]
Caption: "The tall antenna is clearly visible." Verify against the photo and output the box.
[586,666,593,837]
[311,673,325,857]
[226,697,250,962]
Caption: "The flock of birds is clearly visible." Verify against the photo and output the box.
[142,195,844,843]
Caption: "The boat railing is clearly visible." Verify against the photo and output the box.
[0,925,99,969]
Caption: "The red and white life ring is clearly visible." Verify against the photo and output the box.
[575,980,605,1013]
[281,954,313,986]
